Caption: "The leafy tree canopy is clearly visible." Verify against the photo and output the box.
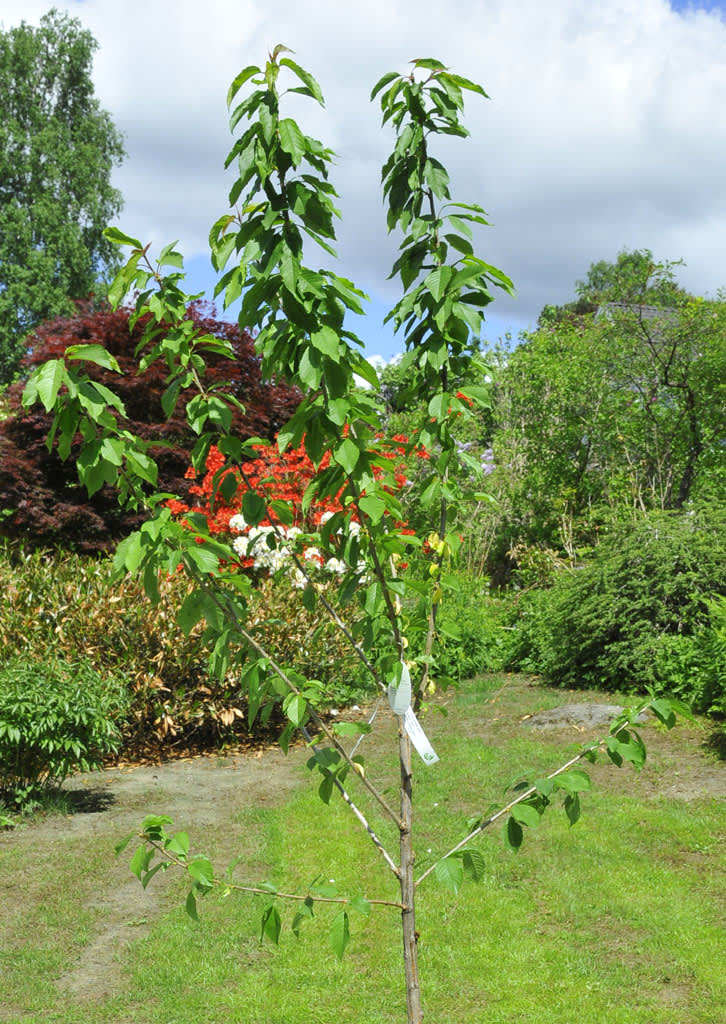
[0,8,125,384]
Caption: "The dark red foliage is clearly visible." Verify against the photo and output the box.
[0,298,301,552]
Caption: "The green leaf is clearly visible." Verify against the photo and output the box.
[333,438,360,474]
[260,904,282,945]
[166,831,190,858]
[292,898,315,936]
[185,890,199,921]
[310,326,340,357]
[564,792,581,825]
[332,721,372,737]
[511,802,541,828]
[462,849,486,882]
[446,73,489,98]
[330,910,350,960]
[504,816,524,852]
[278,118,306,165]
[130,845,153,880]
[555,769,592,793]
[280,58,325,105]
[64,344,122,373]
[226,65,262,107]
[177,589,210,635]
[650,698,677,729]
[104,226,143,249]
[31,360,67,412]
[358,494,386,524]
[242,490,267,526]
[282,693,307,727]
[424,265,453,302]
[434,856,464,894]
[114,833,134,856]
[318,771,335,804]
[350,895,371,918]
[535,777,555,798]
[370,70,399,100]
[188,856,214,890]
[157,240,184,269]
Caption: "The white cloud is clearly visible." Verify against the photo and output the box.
[4,0,726,354]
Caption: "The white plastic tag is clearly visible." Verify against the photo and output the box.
[387,662,412,717]
[403,707,439,765]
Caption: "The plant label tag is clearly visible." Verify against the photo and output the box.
[403,707,439,766]
[387,662,412,717]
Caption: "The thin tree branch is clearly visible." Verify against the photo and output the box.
[143,838,404,908]
[415,713,645,887]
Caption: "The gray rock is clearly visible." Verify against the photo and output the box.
[522,703,649,730]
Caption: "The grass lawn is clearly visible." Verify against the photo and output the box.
[1,673,724,1023]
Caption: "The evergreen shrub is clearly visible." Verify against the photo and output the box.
[506,507,726,710]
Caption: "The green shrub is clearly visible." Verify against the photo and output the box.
[408,573,511,686]
[0,658,129,805]
[245,576,374,709]
[506,507,726,708]
[653,595,726,718]
[0,543,377,756]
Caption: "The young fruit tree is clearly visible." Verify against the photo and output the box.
[23,47,681,1024]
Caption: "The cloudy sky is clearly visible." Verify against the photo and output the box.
[3,0,726,359]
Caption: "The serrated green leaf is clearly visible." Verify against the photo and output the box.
[461,848,486,882]
[330,911,350,960]
[278,118,306,165]
[434,856,464,894]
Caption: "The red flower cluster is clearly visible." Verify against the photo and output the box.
[167,433,430,572]
[169,441,341,537]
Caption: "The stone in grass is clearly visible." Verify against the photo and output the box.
[522,703,649,731]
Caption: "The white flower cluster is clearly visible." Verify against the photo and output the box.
[229,512,365,588]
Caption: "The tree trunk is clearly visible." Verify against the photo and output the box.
[399,728,423,1023]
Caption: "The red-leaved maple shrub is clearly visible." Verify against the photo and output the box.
[0,299,301,552]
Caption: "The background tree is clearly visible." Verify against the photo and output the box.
[0,300,301,551]
[0,8,125,384]
[481,255,726,580]
[538,248,688,327]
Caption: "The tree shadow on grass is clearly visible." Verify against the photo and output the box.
[63,787,117,814]
[703,725,726,761]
